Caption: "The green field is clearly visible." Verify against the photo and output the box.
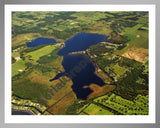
[25,45,56,61]
[83,103,114,115]
[12,60,26,77]
[124,24,143,34]
[123,33,136,41]
[12,77,51,103]
[136,17,148,24]
[114,30,148,55]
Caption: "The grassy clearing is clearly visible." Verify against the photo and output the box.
[124,24,143,34]
[83,103,114,115]
[12,60,26,77]
[136,17,148,24]
[25,45,56,61]
[123,33,136,41]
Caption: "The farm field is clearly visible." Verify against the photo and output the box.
[83,103,114,115]
[25,45,56,61]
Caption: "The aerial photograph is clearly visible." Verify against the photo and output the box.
[11,11,149,115]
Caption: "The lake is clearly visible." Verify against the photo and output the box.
[26,37,57,47]
[57,32,107,56]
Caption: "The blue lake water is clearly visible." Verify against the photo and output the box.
[26,37,57,47]
[50,54,105,99]
[57,32,107,56]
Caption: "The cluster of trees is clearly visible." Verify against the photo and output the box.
[125,17,138,21]
[12,44,26,50]
[111,57,148,100]
[66,99,94,115]
[88,44,114,57]
[88,50,148,101]
[23,44,48,53]
[113,66,148,100]
[12,11,86,40]
[108,35,130,44]
[87,43,117,72]
[118,57,142,68]
[12,57,16,64]
[33,64,54,74]
[108,19,138,42]
[37,47,61,65]
[110,20,137,33]
[12,25,41,38]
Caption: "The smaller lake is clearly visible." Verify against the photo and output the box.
[57,32,107,56]
[12,109,33,115]
[26,37,57,47]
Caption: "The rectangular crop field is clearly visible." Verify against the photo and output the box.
[83,103,114,115]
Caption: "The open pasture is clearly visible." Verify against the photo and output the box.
[25,45,56,61]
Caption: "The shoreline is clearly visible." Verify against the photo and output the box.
[63,52,115,85]
[83,53,115,85]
